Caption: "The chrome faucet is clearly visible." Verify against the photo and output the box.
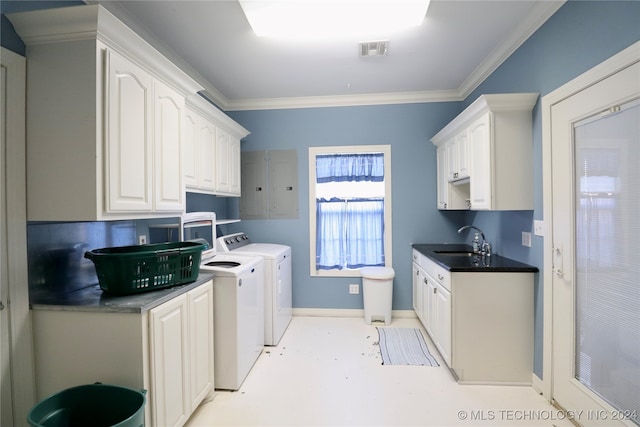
[458,225,491,256]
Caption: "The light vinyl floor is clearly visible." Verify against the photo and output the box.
[186,316,573,427]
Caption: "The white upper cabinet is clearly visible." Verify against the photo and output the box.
[445,129,469,182]
[153,80,185,212]
[431,93,538,211]
[7,5,201,221]
[105,49,154,213]
[183,110,199,188]
[183,95,249,197]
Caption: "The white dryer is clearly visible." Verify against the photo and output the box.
[217,232,292,346]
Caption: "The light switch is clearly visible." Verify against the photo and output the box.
[534,220,544,237]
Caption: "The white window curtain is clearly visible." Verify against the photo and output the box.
[315,153,385,270]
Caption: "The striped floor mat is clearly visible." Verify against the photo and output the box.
[377,327,440,366]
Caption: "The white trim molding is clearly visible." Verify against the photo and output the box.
[293,308,416,319]
[540,40,640,401]
[0,46,36,424]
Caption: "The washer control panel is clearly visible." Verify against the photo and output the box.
[217,232,252,251]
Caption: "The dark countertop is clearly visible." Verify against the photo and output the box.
[30,272,216,314]
[412,244,539,273]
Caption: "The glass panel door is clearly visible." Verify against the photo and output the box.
[573,99,640,421]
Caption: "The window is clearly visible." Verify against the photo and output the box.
[309,145,392,277]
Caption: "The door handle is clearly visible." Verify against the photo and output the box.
[553,245,564,278]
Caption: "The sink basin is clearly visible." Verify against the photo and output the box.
[433,251,478,257]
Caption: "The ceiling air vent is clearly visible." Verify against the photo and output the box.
[359,41,389,57]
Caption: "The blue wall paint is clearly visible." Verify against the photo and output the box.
[3,0,639,380]
[227,0,640,378]
[463,0,640,377]
[228,103,468,310]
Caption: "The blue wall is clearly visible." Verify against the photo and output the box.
[3,0,639,379]
[464,0,640,377]
[226,0,640,378]
[227,104,468,310]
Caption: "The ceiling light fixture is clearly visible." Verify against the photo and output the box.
[239,0,430,40]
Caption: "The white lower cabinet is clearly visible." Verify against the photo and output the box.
[150,282,214,427]
[411,251,424,324]
[412,251,534,384]
[31,280,214,427]
[420,256,452,367]
[150,294,190,427]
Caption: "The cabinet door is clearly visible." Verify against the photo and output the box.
[436,146,449,209]
[445,138,458,181]
[188,281,214,411]
[469,113,492,210]
[154,80,185,212]
[106,50,153,212]
[215,128,231,193]
[183,109,199,188]
[412,262,423,322]
[423,272,437,338]
[150,294,190,427]
[435,283,452,366]
[228,136,241,196]
[455,130,469,180]
[199,120,217,191]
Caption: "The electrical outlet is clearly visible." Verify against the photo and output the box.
[522,232,531,247]
[534,220,544,237]
[349,284,359,295]
[138,235,147,245]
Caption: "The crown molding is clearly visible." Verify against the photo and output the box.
[457,0,566,99]
[9,1,566,112]
[186,94,250,139]
[7,4,203,96]
[223,89,463,111]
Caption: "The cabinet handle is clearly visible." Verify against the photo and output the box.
[438,274,445,281]
[239,279,242,287]
[256,187,262,191]
[286,186,293,191]
[433,287,437,294]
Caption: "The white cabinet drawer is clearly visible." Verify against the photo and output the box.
[421,255,451,291]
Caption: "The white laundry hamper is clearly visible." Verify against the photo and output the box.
[361,266,395,325]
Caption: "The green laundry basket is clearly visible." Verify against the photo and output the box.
[27,383,146,427]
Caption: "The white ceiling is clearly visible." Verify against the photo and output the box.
[89,0,565,110]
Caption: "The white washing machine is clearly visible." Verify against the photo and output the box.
[217,232,292,346]
[200,253,265,390]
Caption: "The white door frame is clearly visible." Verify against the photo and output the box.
[541,40,640,401]
[1,46,36,424]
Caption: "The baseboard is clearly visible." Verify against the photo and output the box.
[531,373,544,395]
[292,308,417,319]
